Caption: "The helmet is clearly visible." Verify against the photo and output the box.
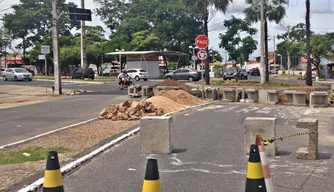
[123,69,127,72]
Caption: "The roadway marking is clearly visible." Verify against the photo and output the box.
[235,106,259,113]
[216,106,238,112]
[197,105,224,111]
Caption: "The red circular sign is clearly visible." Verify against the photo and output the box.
[195,35,209,49]
[196,50,208,61]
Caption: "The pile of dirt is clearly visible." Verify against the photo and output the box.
[155,90,208,105]
[153,79,189,92]
[147,96,189,113]
[98,100,164,121]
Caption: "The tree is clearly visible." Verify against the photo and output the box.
[2,0,79,59]
[180,0,233,85]
[244,0,288,82]
[218,16,258,66]
[130,30,160,51]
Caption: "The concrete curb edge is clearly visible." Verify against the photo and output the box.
[16,101,215,192]
[34,79,107,84]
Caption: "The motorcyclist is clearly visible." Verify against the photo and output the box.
[118,69,130,88]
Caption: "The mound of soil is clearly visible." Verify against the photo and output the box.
[153,79,189,92]
[156,90,208,105]
[146,96,188,113]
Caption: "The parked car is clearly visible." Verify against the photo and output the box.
[126,68,149,81]
[164,68,201,82]
[2,68,33,81]
[224,67,241,80]
[70,67,95,80]
[250,68,260,76]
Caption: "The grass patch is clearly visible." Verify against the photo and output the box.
[0,146,69,165]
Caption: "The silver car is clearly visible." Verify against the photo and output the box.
[2,68,33,81]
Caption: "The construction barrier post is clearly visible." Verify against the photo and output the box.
[256,135,274,192]
[142,159,162,192]
[43,151,64,192]
[245,144,267,192]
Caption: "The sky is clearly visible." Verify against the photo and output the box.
[1,0,334,60]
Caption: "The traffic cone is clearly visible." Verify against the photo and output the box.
[43,151,64,192]
[142,159,161,192]
[256,135,274,192]
[245,144,266,192]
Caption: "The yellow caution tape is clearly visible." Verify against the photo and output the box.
[262,131,316,146]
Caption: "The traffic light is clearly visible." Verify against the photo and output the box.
[68,7,92,21]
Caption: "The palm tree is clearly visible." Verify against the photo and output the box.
[305,0,312,86]
[180,0,233,85]
[244,0,287,82]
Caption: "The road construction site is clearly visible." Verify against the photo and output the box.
[1,78,334,191]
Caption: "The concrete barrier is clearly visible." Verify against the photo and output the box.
[310,91,328,108]
[296,118,318,160]
[245,89,258,102]
[293,91,307,106]
[140,116,173,154]
[244,117,277,156]
[258,89,267,104]
[284,90,295,103]
[141,86,153,99]
[267,90,279,105]
[128,85,142,98]
[235,88,245,102]
[222,88,235,102]
[205,88,215,99]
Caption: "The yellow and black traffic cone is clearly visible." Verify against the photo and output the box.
[142,159,161,192]
[43,151,64,192]
[245,144,267,192]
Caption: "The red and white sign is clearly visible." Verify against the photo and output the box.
[195,35,209,49]
[196,50,208,61]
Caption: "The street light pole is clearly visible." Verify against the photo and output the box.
[273,36,276,73]
[52,0,61,95]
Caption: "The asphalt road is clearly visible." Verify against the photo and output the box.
[63,103,334,192]
[0,79,163,146]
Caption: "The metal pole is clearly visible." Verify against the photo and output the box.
[80,0,87,68]
[287,25,291,79]
[201,61,204,99]
[45,56,47,93]
[192,48,195,69]
[259,0,265,84]
[273,36,276,73]
[52,0,61,95]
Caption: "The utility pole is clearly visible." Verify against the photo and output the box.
[52,0,61,95]
[81,0,87,68]
[287,25,291,80]
[260,0,265,84]
[273,36,276,73]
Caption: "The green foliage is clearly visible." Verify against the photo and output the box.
[218,16,257,63]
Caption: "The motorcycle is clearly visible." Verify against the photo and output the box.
[118,76,134,90]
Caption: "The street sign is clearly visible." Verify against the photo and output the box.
[38,55,45,60]
[195,35,209,49]
[196,49,208,61]
[69,7,92,21]
[41,45,50,55]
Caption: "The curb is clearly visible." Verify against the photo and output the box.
[16,101,214,192]
[34,79,107,84]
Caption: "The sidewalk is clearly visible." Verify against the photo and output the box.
[62,103,334,192]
